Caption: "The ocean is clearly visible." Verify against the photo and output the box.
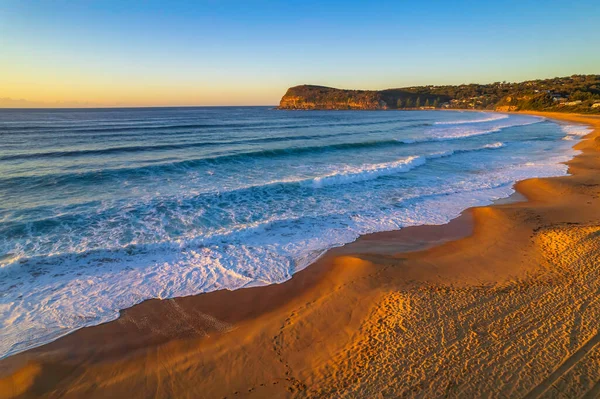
[0,107,591,358]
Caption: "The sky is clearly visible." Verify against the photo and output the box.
[1,0,599,107]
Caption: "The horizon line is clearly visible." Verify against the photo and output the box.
[0,104,279,110]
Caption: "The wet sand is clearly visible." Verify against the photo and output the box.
[2,112,600,398]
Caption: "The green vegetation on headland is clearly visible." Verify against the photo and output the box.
[278,75,600,113]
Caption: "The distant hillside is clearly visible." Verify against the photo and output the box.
[278,75,600,113]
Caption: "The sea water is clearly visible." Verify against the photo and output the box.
[0,107,591,358]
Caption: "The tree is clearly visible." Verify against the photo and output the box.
[415,97,421,108]
[405,97,413,108]
[396,98,403,109]
[433,98,439,108]
[425,99,430,107]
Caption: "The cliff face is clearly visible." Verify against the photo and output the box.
[278,76,600,113]
[278,85,448,110]
[279,85,388,110]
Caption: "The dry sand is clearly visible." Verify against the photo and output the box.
[1,112,600,398]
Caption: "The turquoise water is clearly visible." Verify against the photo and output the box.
[0,107,590,358]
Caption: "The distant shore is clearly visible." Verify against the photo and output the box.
[2,112,600,398]
[277,77,600,113]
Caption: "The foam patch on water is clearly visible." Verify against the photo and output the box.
[298,142,507,189]
[433,113,509,125]
[428,142,506,159]
[561,124,593,140]
[307,156,425,188]
[400,117,543,143]
[483,142,505,149]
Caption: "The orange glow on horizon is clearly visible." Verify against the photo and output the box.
[0,66,286,107]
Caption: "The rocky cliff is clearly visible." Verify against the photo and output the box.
[278,75,600,113]
[278,85,449,110]
[278,85,388,110]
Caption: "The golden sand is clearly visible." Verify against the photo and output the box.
[1,112,600,398]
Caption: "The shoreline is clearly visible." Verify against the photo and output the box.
[0,110,544,360]
[0,111,546,361]
[2,112,600,398]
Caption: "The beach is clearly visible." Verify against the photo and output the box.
[1,111,600,398]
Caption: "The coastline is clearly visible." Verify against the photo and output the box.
[2,112,600,398]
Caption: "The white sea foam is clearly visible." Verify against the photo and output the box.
[483,142,505,149]
[307,156,425,188]
[433,113,509,125]
[561,124,593,137]
[303,141,507,189]
[429,142,505,159]
[400,117,543,143]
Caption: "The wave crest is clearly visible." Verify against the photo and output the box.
[433,113,509,125]
[307,156,425,188]
[561,124,593,137]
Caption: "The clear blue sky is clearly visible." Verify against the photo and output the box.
[1,0,598,106]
